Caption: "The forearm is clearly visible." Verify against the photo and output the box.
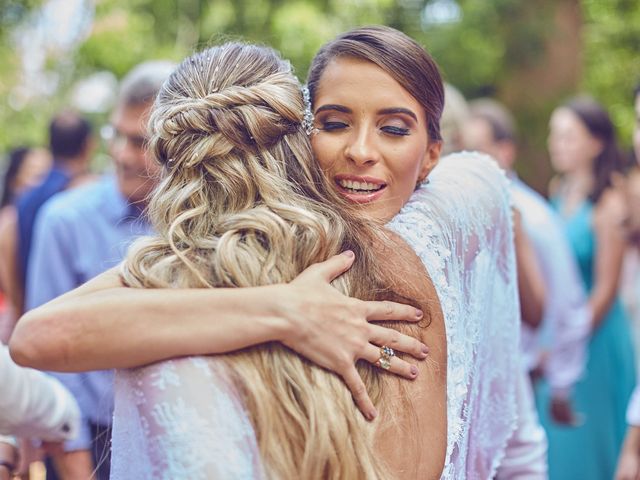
[546,303,591,394]
[590,191,626,329]
[11,284,290,372]
[588,285,617,329]
[624,426,640,455]
[514,213,545,328]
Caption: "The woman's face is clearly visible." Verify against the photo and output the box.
[14,148,51,194]
[547,107,602,175]
[310,57,441,222]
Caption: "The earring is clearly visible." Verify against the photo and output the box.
[416,177,430,190]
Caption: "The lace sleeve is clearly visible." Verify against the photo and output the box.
[110,357,263,480]
[389,152,521,478]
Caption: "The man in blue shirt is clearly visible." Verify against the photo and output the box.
[27,61,174,480]
[16,111,94,314]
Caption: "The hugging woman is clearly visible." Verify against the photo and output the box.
[13,27,526,479]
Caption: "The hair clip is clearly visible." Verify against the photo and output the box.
[301,85,316,136]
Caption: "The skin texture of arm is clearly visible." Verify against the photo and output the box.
[0,209,21,341]
[374,233,447,479]
[10,252,428,420]
[513,209,546,329]
[616,426,640,480]
[591,189,627,329]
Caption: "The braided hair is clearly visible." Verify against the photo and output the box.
[121,42,431,479]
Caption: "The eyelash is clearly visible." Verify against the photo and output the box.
[320,121,348,131]
[382,126,410,136]
[319,122,410,136]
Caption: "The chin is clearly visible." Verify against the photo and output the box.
[367,204,397,224]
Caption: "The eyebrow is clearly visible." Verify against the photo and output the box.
[315,104,352,114]
[315,104,418,122]
[378,107,418,122]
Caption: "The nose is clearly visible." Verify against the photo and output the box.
[344,126,380,167]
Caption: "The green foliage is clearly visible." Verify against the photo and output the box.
[416,0,555,97]
[272,2,337,77]
[76,9,156,77]
[0,0,638,177]
[582,0,640,147]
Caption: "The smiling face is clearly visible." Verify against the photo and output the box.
[310,57,441,222]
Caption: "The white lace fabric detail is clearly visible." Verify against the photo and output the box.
[110,152,520,480]
[388,152,520,479]
[111,357,263,480]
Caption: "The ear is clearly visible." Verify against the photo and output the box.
[497,141,517,170]
[588,137,605,161]
[418,141,442,183]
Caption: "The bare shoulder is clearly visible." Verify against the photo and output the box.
[375,228,447,479]
[594,187,627,229]
[377,229,446,347]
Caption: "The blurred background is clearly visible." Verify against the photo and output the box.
[0,0,638,192]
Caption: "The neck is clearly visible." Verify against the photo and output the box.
[562,167,593,198]
[55,157,89,178]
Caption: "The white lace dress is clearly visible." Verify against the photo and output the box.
[110,152,523,479]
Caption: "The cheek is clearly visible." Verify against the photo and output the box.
[393,141,427,177]
[389,154,426,198]
[311,135,340,171]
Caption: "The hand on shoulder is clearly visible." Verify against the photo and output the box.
[278,252,430,420]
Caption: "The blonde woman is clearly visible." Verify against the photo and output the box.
[14,28,524,478]
[119,42,449,479]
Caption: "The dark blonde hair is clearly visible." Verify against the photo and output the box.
[121,42,431,479]
[563,96,625,203]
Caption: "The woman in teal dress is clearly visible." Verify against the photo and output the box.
[535,97,636,479]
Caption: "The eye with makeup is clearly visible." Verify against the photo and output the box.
[381,125,410,136]
[315,114,349,132]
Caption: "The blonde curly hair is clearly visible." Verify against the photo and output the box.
[121,42,433,479]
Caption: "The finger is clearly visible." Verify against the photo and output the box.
[365,300,423,323]
[362,344,419,380]
[342,366,377,421]
[297,251,355,283]
[368,324,429,359]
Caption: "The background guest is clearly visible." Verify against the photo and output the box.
[25,61,174,480]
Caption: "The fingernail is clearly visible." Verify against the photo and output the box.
[416,309,423,318]
[410,365,418,377]
[368,408,378,421]
[421,345,429,356]
[343,250,355,258]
